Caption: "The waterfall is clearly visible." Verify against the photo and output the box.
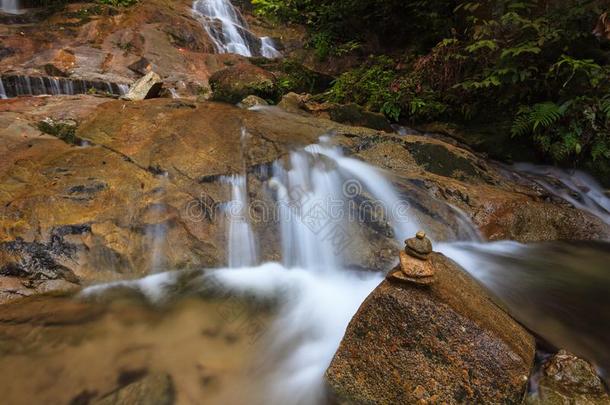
[192,0,281,58]
[117,83,130,96]
[0,75,128,98]
[0,78,6,99]
[222,174,259,268]
[212,138,418,403]
[266,140,418,270]
[261,37,281,58]
[0,0,20,14]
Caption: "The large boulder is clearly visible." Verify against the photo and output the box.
[325,252,536,404]
[210,63,278,104]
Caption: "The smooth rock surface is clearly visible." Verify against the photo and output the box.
[326,252,536,404]
[94,372,175,405]
[122,71,162,101]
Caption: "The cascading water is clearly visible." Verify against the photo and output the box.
[222,174,258,268]
[0,0,20,14]
[0,78,6,99]
[203,138,420,403]
[0,75,129,98]
[261,36,282,58]
[437,240,610,379]
[192,0,280,58]
[513,163,610,226]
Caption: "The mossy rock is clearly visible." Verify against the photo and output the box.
[251,58,334,95]
[209,63,278,104]
[37,118,78,145]
[328,103,393,132]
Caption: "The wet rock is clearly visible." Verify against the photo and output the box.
[122,71,162,101]
[528,350,610,405]
[2,95,609,304]
[388,232,436,286]
[93,372,175,405]
[127,57,152,76]
[405,230,433,260]
[326,252,536,404]
[327,103,393,132]
[209,63,277,104]
[278,92,309,115]
[43,63,69,77]
[38,117,78,144]
[238,95,268,109]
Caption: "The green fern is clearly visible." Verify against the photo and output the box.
[511,101,571,137]
[601,95,610,120]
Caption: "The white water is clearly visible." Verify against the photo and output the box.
[212,264,382,405]
[0,75,127,98]
[0,78,6,99]
[223,174,259,268]
[192,0,280,58]
[514,163,610,226]
[261,36,281,58]
[206,139,418,402]
[0,0,20,14]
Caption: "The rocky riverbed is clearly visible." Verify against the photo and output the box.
[1,0,610,403]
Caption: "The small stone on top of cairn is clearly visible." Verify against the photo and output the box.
[387,230,436,286]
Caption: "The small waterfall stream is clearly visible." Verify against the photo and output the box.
[192,0,280,57]
[207,139,422,403]
[513,163,610,226]
[222,174,258,268]
[0,0,20,14]
[0,78,6,99]
[0,75,129,98]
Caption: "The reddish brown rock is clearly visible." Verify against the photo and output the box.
[326,253,536,404]
[1,95,609,303]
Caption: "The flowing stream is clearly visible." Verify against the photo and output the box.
[0,125,609,402]
[192,0,280,57]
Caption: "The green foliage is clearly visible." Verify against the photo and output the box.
[255,0,609,179]
[327,56,402,120]
[252,0,454,53]
[511,102,571,137]
[512,97,610,166]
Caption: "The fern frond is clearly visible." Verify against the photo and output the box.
[511,107,533,137]
[601,95,610,120]
[530,102,564,131]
